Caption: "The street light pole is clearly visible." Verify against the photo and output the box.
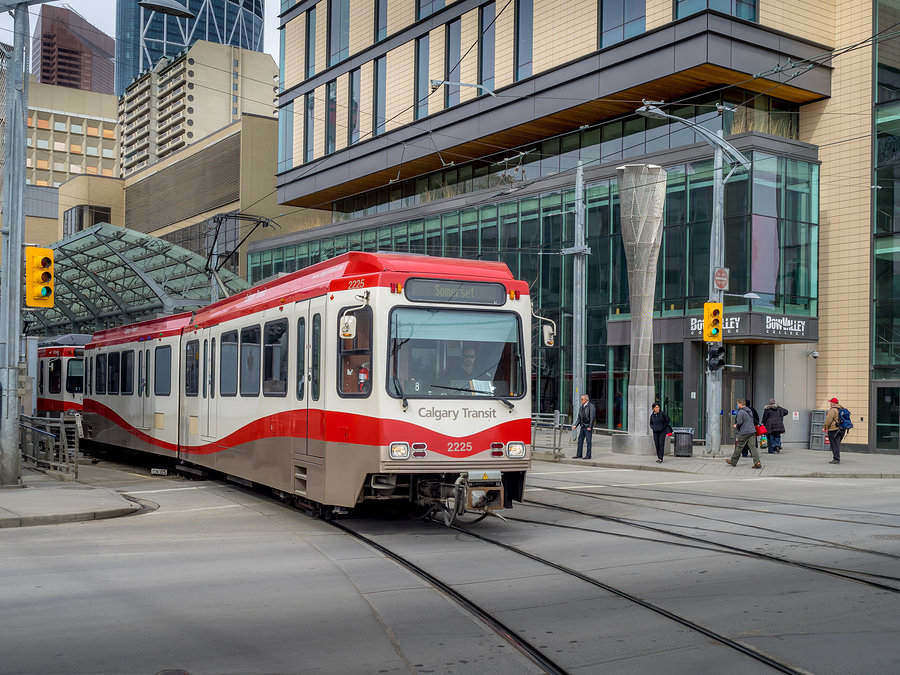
[636,102,751,456]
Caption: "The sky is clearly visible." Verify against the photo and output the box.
[0,0,282,68]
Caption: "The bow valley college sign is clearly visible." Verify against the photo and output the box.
[686,312,818,342]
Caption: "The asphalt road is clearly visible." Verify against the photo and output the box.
[2,459,899,674]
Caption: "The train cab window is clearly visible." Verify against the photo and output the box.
[48,359,62,394]
[240,325,261,397]
[66,359,84,394]
[210,338,216,398]
[220,331,238,396]
[120,351,134,395]
[155,346,172,396]
[311,314,321,401]
[185,340,200,396]
[338,306,372,397]
[296,318,305,400]
[96,353,107,394]
[107,352,120,394]
[38,361,44,395]
[263,319,288,396]
[202,340,208,398]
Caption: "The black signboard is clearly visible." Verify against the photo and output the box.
[404,278,507,306]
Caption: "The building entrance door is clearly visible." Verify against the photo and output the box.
[874,383,900,451]
[721,345,752,445]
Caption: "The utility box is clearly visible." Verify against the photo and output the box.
[672,427,694,457]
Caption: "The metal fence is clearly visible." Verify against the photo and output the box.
[531,411,570,460]
[20,415,80,477]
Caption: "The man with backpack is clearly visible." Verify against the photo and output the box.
[823,397,853,464]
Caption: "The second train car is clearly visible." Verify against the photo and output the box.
[81,252,536,517]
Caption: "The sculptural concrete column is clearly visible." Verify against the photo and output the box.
[611,164,667,455]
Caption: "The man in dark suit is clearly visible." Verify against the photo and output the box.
[572,394,596,459]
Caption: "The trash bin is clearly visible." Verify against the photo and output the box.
[672,427,694,457]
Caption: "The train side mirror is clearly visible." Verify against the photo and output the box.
[340,314,357,340]
[542,325,555,347]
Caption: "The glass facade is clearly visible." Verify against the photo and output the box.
[331,91,798,217]
[328,0,351,66]
[675,0,757,21]
[116,0,264,96]
[415,36,430,120]
[515,0,534,81]
[445,19,462,108]
[349,69,361,145]
[278,102,293,173]
[479,3,496,92]
[374,56,387,136]
[250,151,818,417]
[600,0,646,48]
[306,8,317,79]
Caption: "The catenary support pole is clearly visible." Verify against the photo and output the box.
[0,4,28,486]
[705,133,725,456]
[571,161,586,418]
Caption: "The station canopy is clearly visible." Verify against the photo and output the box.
[27,223,249,336]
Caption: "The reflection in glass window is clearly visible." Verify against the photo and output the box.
[264,319,289,396]
[49,359,62,394]
[675,0,756,21]
[600,0,645,48]
[155,346,171,396]
[297,317,306,400]
[185,340,200,396]
[107,352,120,394]
[311,314,321,400]
[121,351,134,395]
[210,338,216,398]
[479,3,495,93]
[96,353,107,394]
[240,325,261,396]
[221,331,238,396]
[515,0,533,81]
[339,307,372,396]
[415,36,429,120]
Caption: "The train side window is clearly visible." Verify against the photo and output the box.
[96,353,107,394]
[107,352,120,394]
[88,357,93,396]
[155,346,172,396]
[66,358,84,394]
[145,350,150,396]
[337,306,372,397]
[202,340,208,398]
[220,331,238,396]
[311,314,321,401]
[263,319,288,397]
[48,359,62,394]
[137,352,142,398]
[120,351,134,395]
[240,325,261,397]
[185,340,200,397]
[296,317,305,400]
[210,338,216,399]
[38,361,44,395]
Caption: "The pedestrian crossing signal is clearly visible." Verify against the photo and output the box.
[703,302,723,342]
[25,247,54,308]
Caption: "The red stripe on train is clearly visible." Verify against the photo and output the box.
[83,400,530,458]
[37,398,82,412]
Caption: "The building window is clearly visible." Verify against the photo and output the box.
[675,0,756,21]
[278,101,294,172]
[375,0,387,41]
[415,35,430,120]
[53,121,66,132]
[348,68,361,145]
[600,0,645,47]
[479,2,496,93]
[279,27,286,90]
[374,55,387,136]
[63,205,111,237]
[326,80,337,153]
[304,93,315,162]
[328,0,350,66]
[445,19,461,107]
[305,7,317,78]
[417,0,444,20]
[515,0,533,81]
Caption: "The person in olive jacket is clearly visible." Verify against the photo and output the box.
[649,402,671,463]
[761,399,789,454]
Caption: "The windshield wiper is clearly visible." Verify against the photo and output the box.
[429,384,514,410]
[390,336,409,411]
[393,375,408,411]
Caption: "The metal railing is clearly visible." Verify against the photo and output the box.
[531,411,570,460]
[20,415,80,477]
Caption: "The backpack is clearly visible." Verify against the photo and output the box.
[838,407,853,431]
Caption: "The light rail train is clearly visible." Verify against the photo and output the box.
[81,252,538,517]
[36,344,85,415]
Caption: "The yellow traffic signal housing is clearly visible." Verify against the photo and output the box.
[703,302,723,342]
[25,247,54,308]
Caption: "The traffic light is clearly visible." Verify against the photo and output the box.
[707,344,726,372]
[703,302,723,342]
[25,246,54,308]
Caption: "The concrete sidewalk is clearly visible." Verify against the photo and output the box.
[535,434,900,478]
[0,467,140,528]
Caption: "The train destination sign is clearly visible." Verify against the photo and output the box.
[405,278,506,306]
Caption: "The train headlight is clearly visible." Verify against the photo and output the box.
[506,442,526,458]
[389,442,410,459]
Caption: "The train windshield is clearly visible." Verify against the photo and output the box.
[388,307,524,399]
[66,358,84,394]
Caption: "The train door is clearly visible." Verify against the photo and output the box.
[203,334,217,439]
[306,296,326,458]
[138,348,151,429]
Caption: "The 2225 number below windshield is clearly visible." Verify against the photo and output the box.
[388,308,525,399]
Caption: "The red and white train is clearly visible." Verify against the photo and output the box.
[81,252,536,516]
[36,341,86,415]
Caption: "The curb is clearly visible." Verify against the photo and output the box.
[0,504,140,529]
[533,452,689,473]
